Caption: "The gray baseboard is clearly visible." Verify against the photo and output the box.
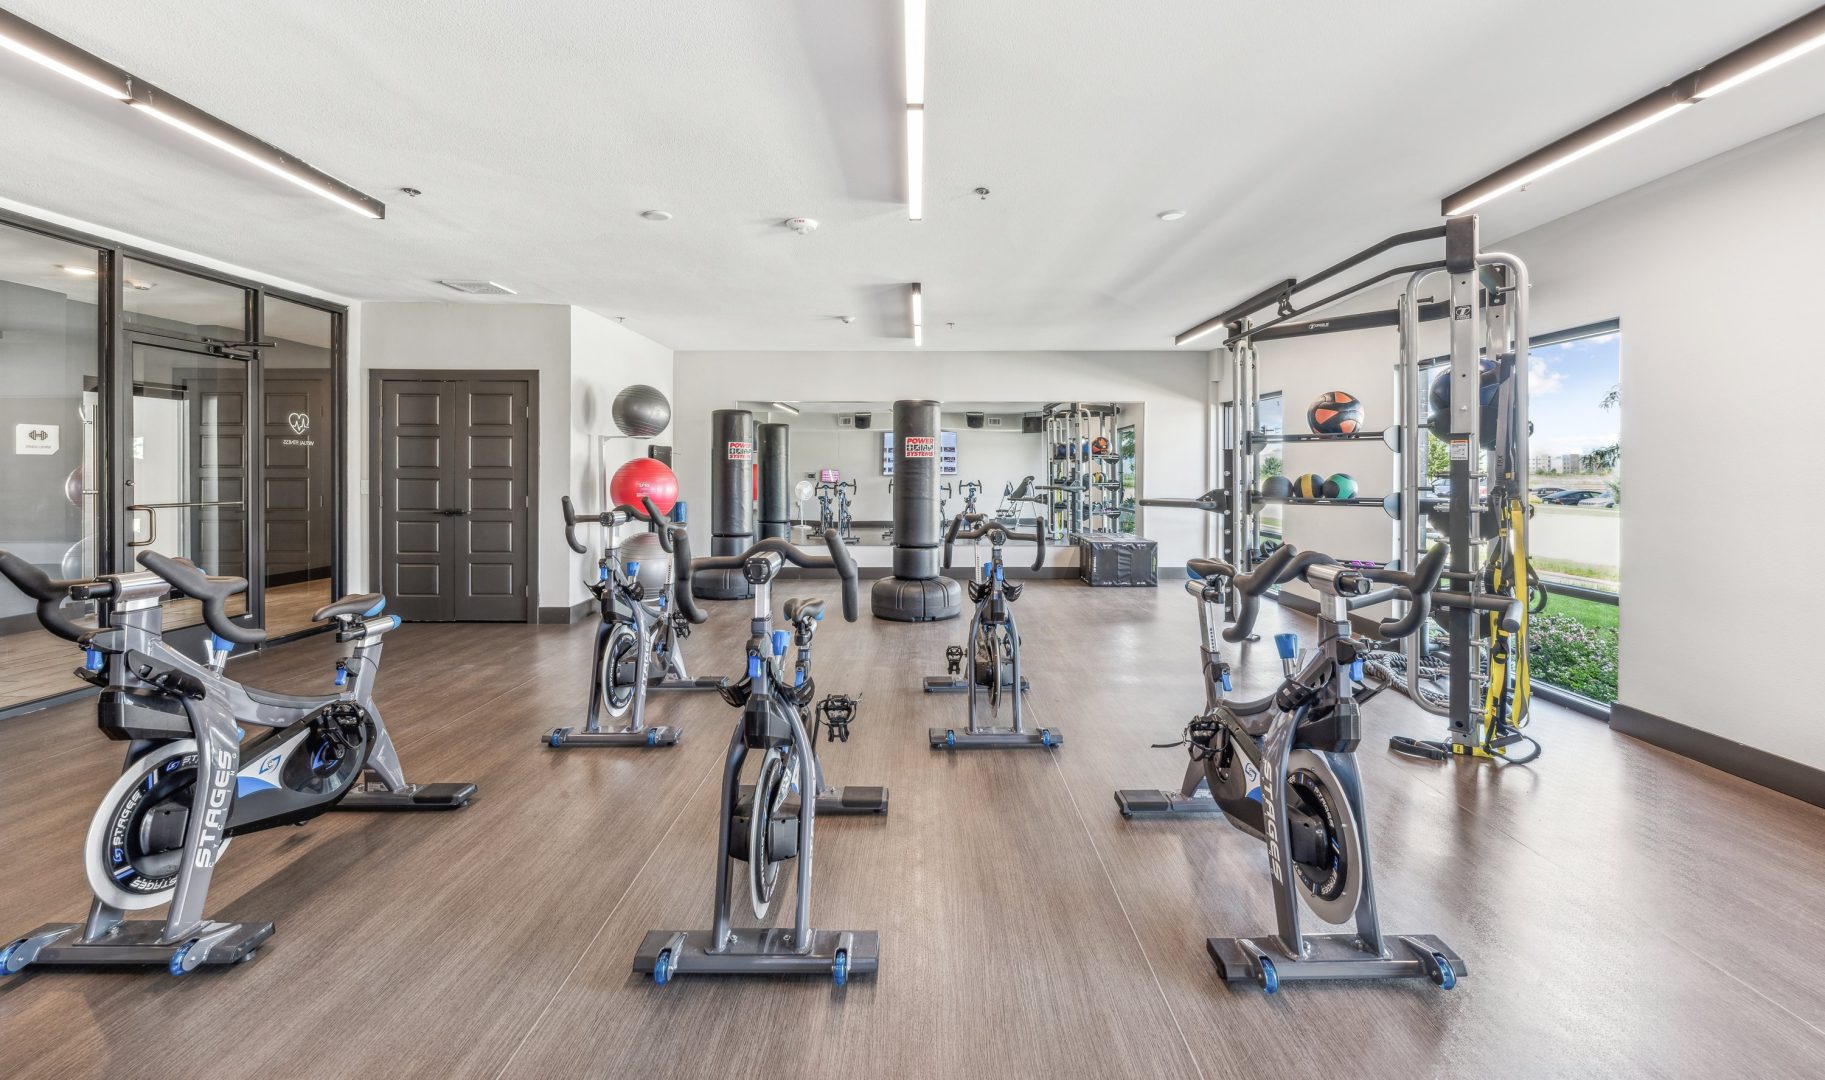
[537,598,594,624]
[1612,702,1825,810]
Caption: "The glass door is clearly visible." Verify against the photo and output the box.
[128,338,251,632]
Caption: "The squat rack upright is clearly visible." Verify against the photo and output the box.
[1179,214,1537,763]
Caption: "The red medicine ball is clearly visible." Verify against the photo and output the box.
[610,457,679,515]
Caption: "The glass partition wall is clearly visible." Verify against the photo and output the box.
[0,213,346,715]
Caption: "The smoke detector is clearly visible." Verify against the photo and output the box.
[784,217,819,235]
[640,209,673,222]
[438,280,518,295]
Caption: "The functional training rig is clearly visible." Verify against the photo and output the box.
[635,531,882,983]
[1182,216,1538,765]
[0,549,473,976]
[924,513,1055,749]
[547,495,723,749]
[1039,402,1124,536]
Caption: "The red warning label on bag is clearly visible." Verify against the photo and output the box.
[903,436,936,458]
[727,441,753,461]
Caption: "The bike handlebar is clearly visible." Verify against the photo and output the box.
[0,549,92,643]
[562,495,678,555]
[1363,544,1448,639]
[943,512,1046,571]
[137,550,266,646]
[682,531,859,622]
[1218,544,1299,643]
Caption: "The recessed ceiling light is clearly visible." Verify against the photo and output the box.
[438,280,517,295]
[641,209,673,222]
[57,264,97,277]
[1158,210,1187,221]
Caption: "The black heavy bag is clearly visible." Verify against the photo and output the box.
[871,399,962,621]
[757,422,790,540]
[694,408,756,599]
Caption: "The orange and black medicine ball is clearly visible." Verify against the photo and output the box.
[1307,391,1363,435]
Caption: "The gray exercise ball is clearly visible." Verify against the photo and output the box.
[618,531,673,593]
[612,384,672,438]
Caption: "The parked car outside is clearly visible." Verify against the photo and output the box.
[1545,488,1604,506]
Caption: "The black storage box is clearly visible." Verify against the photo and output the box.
[1076,533,1157,587]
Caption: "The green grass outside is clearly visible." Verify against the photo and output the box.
[1541,589,1618,631]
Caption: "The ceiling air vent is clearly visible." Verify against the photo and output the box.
[987,416,1003,427]
[438,280,517,295]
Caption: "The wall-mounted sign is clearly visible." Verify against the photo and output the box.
[282,411,316,448]
[15,423,58,455]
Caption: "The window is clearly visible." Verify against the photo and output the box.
[1255,392,1284,550]
[1116,424,1136,534]
[0,224,102,712]
[1525,323,1621,707]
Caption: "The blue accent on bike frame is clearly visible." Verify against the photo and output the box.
[1350,657,1364,682]
[625,560,641,580]
[85,648,104,672]
[1220,672,1233,692]
[235,775,279,797]
[658,594,668,611]
[1274,633,1299,661]
[1186,563,1204,580]
[795,669,805,687]
[211,634,235,655]
[334,664,349,688]
[771,630,789,656]
[747,655,763,679]
[363,598,387,617]
[995,564,1004,582]
[598,566,610,583]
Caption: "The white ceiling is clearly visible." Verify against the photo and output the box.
[2,0,1822,351]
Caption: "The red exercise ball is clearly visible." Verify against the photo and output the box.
[610,457,679,515]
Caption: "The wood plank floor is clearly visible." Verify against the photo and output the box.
[1,581,1822,1079]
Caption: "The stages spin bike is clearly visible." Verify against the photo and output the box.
[0,549,474,976]
[546,495,723,748]
[923,513,1054,749]
[1129,541,1472,991]
[814,479,857,543]
[635,529,884,984]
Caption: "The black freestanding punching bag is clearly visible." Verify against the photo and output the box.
[694,409,755,600]
[757,422,790,541]
[871,399,963,621]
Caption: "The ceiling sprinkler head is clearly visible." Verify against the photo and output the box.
[784,217,819,235]
[974,187,990,199]
[839,315,855,324]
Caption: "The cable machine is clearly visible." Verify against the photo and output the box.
[1191,216,1538,765]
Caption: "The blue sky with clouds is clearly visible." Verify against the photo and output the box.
[1528,331,1620,459]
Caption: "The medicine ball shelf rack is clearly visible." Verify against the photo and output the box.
[1180,215,1537,767]
[1041,401,1124,537]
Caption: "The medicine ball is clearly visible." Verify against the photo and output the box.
[1307,391,1363,436]
[618,531,672,593]
[1292,473,1327,499]
[1323,473,1358,499]
[610,457,680,515]
[1091,436,1110,455]
[1426,359,1502,450]
[1261,474,1293,500]
[611,384,672,439]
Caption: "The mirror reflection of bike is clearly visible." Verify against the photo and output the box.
[814,478,858,543]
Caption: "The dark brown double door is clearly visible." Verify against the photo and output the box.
[375,375,533,621]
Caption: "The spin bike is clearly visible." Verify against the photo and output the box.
[0,549,475,976]
[1158,541,1469,991]
[635,530,883,984]
[546,495,722,749]
[815,479,857,542]
[923,513,1055,749]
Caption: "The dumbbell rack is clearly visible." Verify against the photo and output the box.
[1041,402,1123,537]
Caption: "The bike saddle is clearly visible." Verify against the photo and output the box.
[784,598,825,623]
[312,593,387,622]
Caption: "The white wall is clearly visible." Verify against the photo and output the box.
[1241,114,1825,771]
[671,351,1212,567]
[352,303,673,613]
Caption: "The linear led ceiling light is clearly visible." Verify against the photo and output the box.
[770,401,802,415]
[910,283,924,346]
[0,9,385,219]
[1442,5,1825,216]
[905,0,925,220]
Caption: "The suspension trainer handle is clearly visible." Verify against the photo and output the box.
[1364,543,1449,639]
[690,532,860,622]
[1220,543,1299,643]
[138,550,266,646]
